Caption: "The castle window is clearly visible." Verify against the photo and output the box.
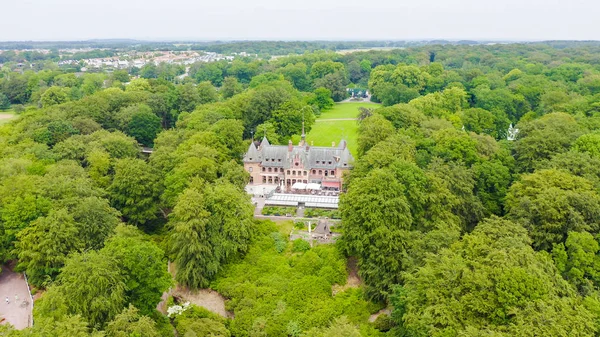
[318,170,323,175]
[280,168,284,172]
[312,170,316,174]
[248,167,253,172]
[316,161,320,164]
[268,168,272,172]
[344,163,347,166]
[249,158,252,160]
[262,176,266,183]
[295,162,299,166]
[293,170,296,175]
[278,159,281,162]
[325,170,328,176]
[304,171,307,176]
[265,158,269,162]
[330,170,335,175]
[262,167,265,172]
[287,170,290,175]
[328,161,332,165]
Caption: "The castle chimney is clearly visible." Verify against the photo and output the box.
[288,140,293,152]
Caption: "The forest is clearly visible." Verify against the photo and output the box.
[2,41,600,336]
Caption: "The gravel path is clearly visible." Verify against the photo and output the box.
[0,266,32,329]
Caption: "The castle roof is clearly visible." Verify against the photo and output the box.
[243,137,354,170]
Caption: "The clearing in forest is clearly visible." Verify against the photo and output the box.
[306,102,379,156]
[306,102,379,155]
[0,113,15,125]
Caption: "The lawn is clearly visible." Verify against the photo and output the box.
[306,102,379,156]
[306,120,358,155]
[318,102,379,119]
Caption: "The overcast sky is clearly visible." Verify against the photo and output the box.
[1,0,598,41]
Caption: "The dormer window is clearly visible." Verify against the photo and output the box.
[278,159,281,162]
[328,161,332,165]
[316,161,320,164]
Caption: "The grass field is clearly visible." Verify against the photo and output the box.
[306,102,379,155]
[318,102,379,119]
[306,120,358,155]
[0,111,15,125]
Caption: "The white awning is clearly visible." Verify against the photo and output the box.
[306,183,321,190]
[292,182,307,190]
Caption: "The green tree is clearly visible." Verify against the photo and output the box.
[460,107,496,137]
[170,180,254,289]
[0,92,11,110]
[127,108,162,147]
[573,133,600,158]
[505,169,600,250]
[72,196,121,250]
[197,81,219,104]
[221,76,243,99]
[270,101,316,139]
[553,231,600,294]
[339,164,459,299]
[357,114,395,156]
[41,86,69,107]
[21,315,99,337]
[375,104,426,129]
[393,217,597,337]
[177,83,201,112]
[311,87,334,110]
[314,72,348,102]
[432,128,481,165]
[106,305,160,337]
[278,62,310,91]
[111,70,130,83]
[38,251,126,328]
[101,225,172,314]
[140,63,158,79]
[302,317,361,337]
[15,209,83,286]
[472,160,512,215]
[514,112,583,172]
[109,158,161,226]
[33,120,80,147]
[310,61,345,79]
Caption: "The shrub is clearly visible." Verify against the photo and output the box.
[292,239,311,253]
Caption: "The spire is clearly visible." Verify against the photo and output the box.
[300,110,306,146]
[261,135,270,147]
[244,141,259,162]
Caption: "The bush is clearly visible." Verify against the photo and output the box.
[292,239,311,253]
[261,206,296,216]
[271,232,287,253]
[304,208,341,219]
[374,313,395,332]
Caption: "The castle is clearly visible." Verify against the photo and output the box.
[243,132,354,192]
